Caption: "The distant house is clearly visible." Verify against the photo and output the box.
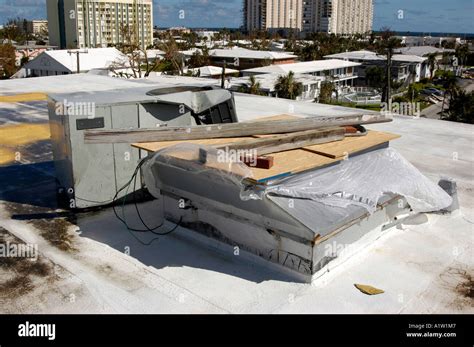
[14,45,53,67]
[242,59,361,88]
[324,50,430,85]
[397,36,461,48]
[207,47,298,70]
[23,48,128,77]
[188,65,240,79]
[228,73,324,101]
[398,46,455,59]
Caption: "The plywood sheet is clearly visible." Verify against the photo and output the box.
[250,149,337,182]
[304,131,401,159]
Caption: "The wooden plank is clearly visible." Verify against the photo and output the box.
[303,130,401,159]
[213,127,345,156]
[85,113,391,144]
[132,137,255,153]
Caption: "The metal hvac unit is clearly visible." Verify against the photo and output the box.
[47,85,238,209]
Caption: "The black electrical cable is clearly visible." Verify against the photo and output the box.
[132,159,182,235]
[112,157,182,242]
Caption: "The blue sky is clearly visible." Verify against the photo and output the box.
[1,0,473,33]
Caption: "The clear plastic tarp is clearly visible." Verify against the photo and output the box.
[142,143,256,200]
[266,147,453,214]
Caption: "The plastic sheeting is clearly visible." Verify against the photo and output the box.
[266,148,453,214]
[142,143,256,200]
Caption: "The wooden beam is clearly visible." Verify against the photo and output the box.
[84,114,391,144]
[213,127,345,156]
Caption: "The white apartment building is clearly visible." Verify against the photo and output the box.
[244,0,373,35]
[244,0,303,32]
[47,0,153,49]
[315,0,373,35]
[27,20,49,35]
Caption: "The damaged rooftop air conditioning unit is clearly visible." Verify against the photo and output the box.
[48,85,238,209]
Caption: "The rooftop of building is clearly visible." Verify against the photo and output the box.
[324,50,427,63]
[23,47,128,73]
[242,59,361,75]
[0,74,472,314]
[189,65,240,77]
[208,47,298,60]
[398,46,455,57]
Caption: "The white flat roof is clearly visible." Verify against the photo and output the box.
[209,47,297,60]
[325,50,427,63]
[189,65,239,76]
[242,59,361,75]
[399,46,455,57]
[0,75,472,313]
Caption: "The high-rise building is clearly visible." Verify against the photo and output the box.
[243,0,303,32]
[243,0,373,35]
[47,0,153,49]
[312,0,373,35]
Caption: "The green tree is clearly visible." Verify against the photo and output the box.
[376,28,402,103]
[239,75,263,96]
[426,53,437,80]
[365,66,385,90]
[274,71,303,100]
[188,47,210,68]
[318,81,336,104]
[441,89,474,124]
[0,43,17,79]
[157,35,184,75]
[455,43,469,67]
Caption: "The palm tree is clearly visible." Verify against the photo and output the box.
[426,53,437,79]
[318,80,336,104]
[158,36,184,76]
[376,28,402,103]
[441,74,458,114]
[239,75,263,95]
[455,43,469,68]
[274,71,303,100]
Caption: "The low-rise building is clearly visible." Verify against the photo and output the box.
[23,47,128,77]
[242,59,361,87]
[397,36,462,48]
[188,65,240,79]
[324,50,429,84]
[14,44,54,67]
[207,47,298,70]
[228,73,324,101]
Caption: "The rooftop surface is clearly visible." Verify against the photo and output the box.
[208,47,298,60]
[242,59,361,75]
[324,50,427,63]
[0,75,472,314]
[398,46,455,57]
[189,65,240,76]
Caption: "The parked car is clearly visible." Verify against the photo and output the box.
[426,87,444,95]
[421,88,443,97]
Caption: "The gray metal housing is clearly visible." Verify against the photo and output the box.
[47,85,238,208]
